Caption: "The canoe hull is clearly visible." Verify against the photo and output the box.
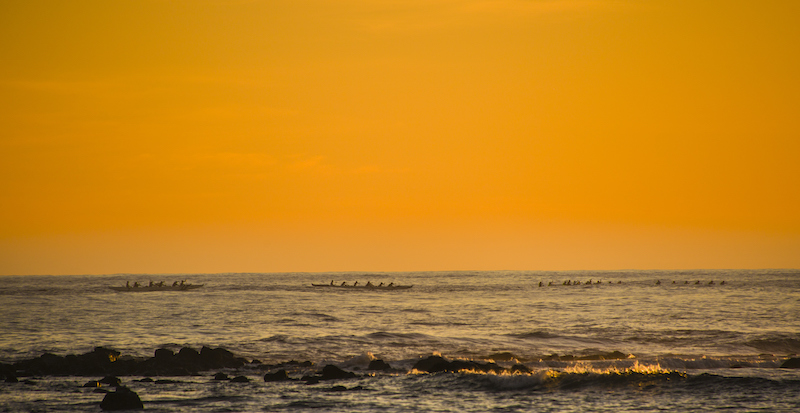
[311,284,412,290]
[109,284,204,292]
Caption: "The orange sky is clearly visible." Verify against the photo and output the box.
[1,0,799,275]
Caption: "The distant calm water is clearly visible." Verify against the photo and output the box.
[1,270,799,412]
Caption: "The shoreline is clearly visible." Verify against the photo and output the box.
[3,346,798,380]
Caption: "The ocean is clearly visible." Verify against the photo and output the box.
[1,269,798,412]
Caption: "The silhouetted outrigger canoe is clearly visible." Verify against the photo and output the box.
[311,284,412,290]
[109,284,204,292]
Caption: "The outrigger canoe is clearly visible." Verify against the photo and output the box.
[311,284,412,290]
[109,284,204,292]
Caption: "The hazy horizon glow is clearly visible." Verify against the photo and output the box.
[2,0,799,275]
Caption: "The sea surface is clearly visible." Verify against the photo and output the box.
[1,269,799,412]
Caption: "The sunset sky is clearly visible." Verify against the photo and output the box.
[1,0,799,275]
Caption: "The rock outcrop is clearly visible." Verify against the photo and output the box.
[320,365,358,380]
[99,386,143,411]
[8,346,249,377]
[301,365,359,383]
[136,346,246,376]
[230,375,251,383]
[367,359,392,371]
[412,355,505,374]
[511,364,531,374]
[13,347,125,376]
[264,369,291,382]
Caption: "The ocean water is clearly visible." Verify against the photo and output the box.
[1,269,799,412]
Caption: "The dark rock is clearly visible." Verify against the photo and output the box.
[200,347,245,369]
[154,348,174,360]
[412,355,505,374]
[155,379,180,384]
[91,347,122,363]
[319,365,357,380]
[14,347,123,376]
[330,385,348,392]
[136,347,200,376]
[99,376,122,386]
[64,354,79,368]
[79,348,121,374]
[16,353,65,375]
[106,357,138,377]
[304,377,320,385]
[511,364,531,374]
[93,388,109,393]
[230,375,250,383]
[1,363,17,382]
[367,359,392,371]
[99,387,143,411]
[605,351,628,359]
[176,347,201,364]
[201,346,231,357]
[213,372,230,380]
[9,347,253,378]
[412,355,450,372]
[472,360,506,373]
[780,357,800,368]
[264,370,291,382]
[487,352,518,361]
[266,360,313,369]
[135,378,153,382]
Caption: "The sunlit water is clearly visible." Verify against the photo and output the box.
[1,270,799,411]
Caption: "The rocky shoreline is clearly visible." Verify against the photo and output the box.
[3,347,799,410]
[4,347,799,381]
[0,347,492,380]
[1,346,248,378]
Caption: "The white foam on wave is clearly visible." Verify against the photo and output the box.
[562,360,669,375]
[404,361,685,391]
